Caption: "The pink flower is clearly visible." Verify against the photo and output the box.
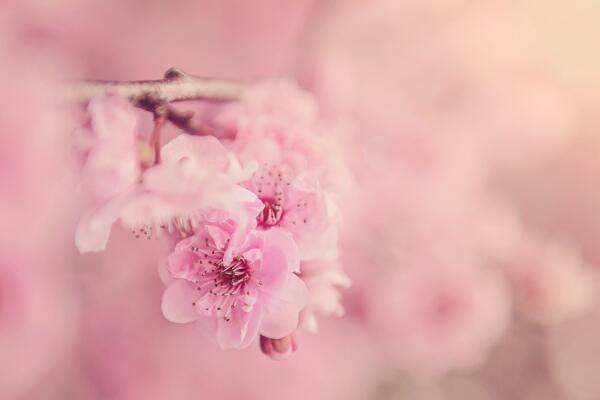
[75,127,259,253]
[371,261,511,376]
[161,216,308,349]
[119,134,260,238]
[214,81,345,260]
[74,95,141,200]
[242,163,339,260]
[300,259,351,333]
[215,80,318,146]
[208,81,351,335]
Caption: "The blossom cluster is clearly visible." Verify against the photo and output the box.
[74,82,349,358]
[5,0,600,398]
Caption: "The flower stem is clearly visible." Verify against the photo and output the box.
[150,108,167,164]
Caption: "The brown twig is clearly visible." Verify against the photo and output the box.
[68,68,241,135]
[135,91,213,136]
[66,68,245,104]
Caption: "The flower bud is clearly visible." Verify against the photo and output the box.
[260,334,298,360]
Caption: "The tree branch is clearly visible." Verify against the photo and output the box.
[66,68,245,104]
[68,68,242,135]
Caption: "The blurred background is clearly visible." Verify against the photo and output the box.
[3,1,600,399]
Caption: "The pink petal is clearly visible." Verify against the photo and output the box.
[160,134,228,170]
[157,259,172,285]
[242,248,262,265]
[269,273,309,306]
[259,274,308,339]
[224,155,259,183]
[174,235,197,251]
[215,313,244,349]
[256,228,300,291]
[89,95,138,140]
[205,225,230,250]
[141,159,196,194]
[166,250,198,279]
[215,306,262,349]
[222,190,264,250]
[161,280,200,324]
[267,228,301,273]
[195,314,218,342]
[239,306,263,348]
[75,199,123,253]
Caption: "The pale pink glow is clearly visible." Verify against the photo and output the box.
[0,36,78,399]
[162,216,308,348]
[506,233,597,325]
[0,254,76,399]
[370,261,511,376]
[4,0,600,398]
[548,303,600,400]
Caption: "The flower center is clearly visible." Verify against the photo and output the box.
[244,163,291,228]
[215,256,251,289]
[258,197,284,227]
[191,255,255,322]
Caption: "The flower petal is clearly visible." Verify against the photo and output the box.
[216,306,262,349]
[75,198,123,253]
[266,228,301,273]
[239,306,263,348]
[259,274,308,338]
[205,225,230,250]
[161,279,200,324]
[166,249,198,279]
[161,134,228,170]
[257,228,300,291]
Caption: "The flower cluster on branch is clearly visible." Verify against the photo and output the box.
[73,70,349,359]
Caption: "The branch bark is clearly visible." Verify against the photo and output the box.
[67,68,243,135]
[66,68,245,104]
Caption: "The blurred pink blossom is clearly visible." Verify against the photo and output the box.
[0,34,78,399]
[76,130,259,253]
[300,258,351,333]
[74,96,141,200]
[506,233,597,325]
[370,260,511,376]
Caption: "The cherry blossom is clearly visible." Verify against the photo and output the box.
[74,95,141,201]
[162,215,308,349]
[207,81,350,334]
[299,258,351,333]
[75,118,259,252]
